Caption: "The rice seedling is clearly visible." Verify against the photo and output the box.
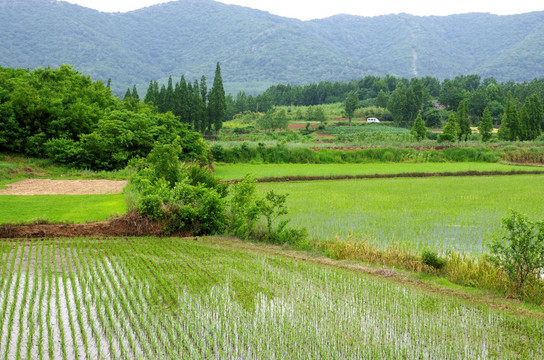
[0,237,542,359]
[257,174,544,254]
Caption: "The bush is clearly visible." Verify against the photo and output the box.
[421,250,446,270]
[489,211,544,294]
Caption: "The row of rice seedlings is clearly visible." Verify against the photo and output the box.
[52,239,68,360]
[107,238,175,358]
[136,237,222,357]
[14,240,33,360]
[93,239,148,358]
[1,239,24,360]
[64,239,91,360]
[26,238,44,360]
[58,239,82,360]
[69,238,105,359]
[78,239,122,359]
[122,237,193,357]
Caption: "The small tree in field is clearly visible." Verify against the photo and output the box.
[489,211,544,294]
[410,112,427,141]
[345,90,358,126]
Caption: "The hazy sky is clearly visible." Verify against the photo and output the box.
[62,0,544,19]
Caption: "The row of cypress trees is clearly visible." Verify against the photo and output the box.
[124,62,226,134]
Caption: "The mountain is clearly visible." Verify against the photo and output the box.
[1,0,544,95]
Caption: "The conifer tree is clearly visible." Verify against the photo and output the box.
[478,107,493,142]
[200,75,208,104]
[158,84,167,113]
[520,93,543,140]
[410,112,427,141]
[498,93,520,141]
[132,85,140,102]
[178,76,191,124]
[208,62,226,133]
[123,87,132,101]
[457,99,471,141]
[438,112,460,143]
[144,80,156,105]
[164,76,175,113]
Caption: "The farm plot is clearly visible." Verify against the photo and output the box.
[257,174,544,254]
[0,237,542,359]
[214,162,544,181]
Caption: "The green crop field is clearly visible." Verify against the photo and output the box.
[0,194,126,224]
[0,237,541,359]
[214,162,544,181]
[257,174,544,254]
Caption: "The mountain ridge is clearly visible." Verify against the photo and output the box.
[1,0,543,95]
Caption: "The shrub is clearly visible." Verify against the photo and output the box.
[489,211,544,294]
[421,250,446,270]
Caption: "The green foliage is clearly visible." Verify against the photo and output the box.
[437,113,460,143]
[227,175,261,239]
[456,99,472,141]
[344,90,358,125]
[519,94,543,141]
[0,65,115,156]
[208,62,227,133]
[498,93,521,141]
[257,109,289,131]
[489,211,544,294]
[256,190,289,237]
[128,143,225,235]
[421,250,446,270]
[410,113,427,141]
[478,107,494,142]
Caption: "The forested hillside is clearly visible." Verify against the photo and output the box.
[1,0,544,95]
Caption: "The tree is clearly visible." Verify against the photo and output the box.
[344,90,358,126]
[478,107,493,142]
[132,85,140,102]
[208,62,226,133]
[498,93,520,141]
[375,89,389,108]
[438,112,459,143]
[410,113,427,141]
[123,87,132,101]
[313,106,327,123]
[519,93,543,140]
[457,99,472,141]
[489,211,544,294]
[387,83,409,127]
[200,75,207,104]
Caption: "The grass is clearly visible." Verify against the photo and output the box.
[257,174,544,254]
[0,237,542,359]
[214,162,544,181]
[0,194,127,224]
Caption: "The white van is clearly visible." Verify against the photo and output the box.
[366,118,380,123]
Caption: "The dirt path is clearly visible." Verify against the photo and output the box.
[0,179,128,195]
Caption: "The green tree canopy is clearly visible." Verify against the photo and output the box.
[344,90,358,126]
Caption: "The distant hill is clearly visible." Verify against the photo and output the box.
[1,0,544,95]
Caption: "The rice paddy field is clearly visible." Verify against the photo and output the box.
[0,237,542,359]
[214,162,544,181]
[0,194,126,224]
[257,174,544,254]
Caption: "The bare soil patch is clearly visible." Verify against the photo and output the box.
[0,179,128,195]
[0,213,166,238]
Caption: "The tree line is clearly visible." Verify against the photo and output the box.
[125,62,226,134]
[0,65,211,170]
[226,74,544,132]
